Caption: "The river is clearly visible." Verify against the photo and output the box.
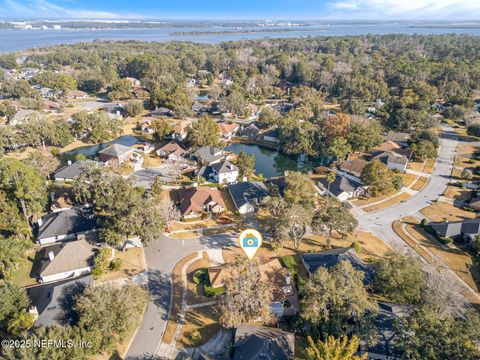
[2,22,480,52]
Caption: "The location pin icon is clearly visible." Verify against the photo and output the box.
[239,229,263,261]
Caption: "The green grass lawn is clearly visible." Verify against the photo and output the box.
[11,253,36,288]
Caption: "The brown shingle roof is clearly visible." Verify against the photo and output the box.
[158,141,186,156]
[178,187,226,216]
[339,159,369,177]
[218,122,239,135]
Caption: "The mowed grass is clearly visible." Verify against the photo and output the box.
[178,306,221,347]
[410,176,429,191]
[420,202,476,222]
[362,192,411,213]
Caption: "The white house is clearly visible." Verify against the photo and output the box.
[35,239,95,283]
[197,160,239,184]
[317,175,366,202]
[372,151,409,172]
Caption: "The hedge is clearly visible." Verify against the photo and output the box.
[204,285,225,297]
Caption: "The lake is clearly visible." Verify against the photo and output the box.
[2,22,480,52]
[225,143,319,178]
[64,135,142,157]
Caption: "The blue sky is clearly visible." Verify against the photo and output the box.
[1,0,480,20]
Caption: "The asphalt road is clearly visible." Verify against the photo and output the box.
[125,232,237,359]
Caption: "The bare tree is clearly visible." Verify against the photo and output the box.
[157,199,181,222]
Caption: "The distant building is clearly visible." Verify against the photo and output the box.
[98,144,135,165]
[228,181,270,214]
[32,239,95,283]
[36,206,98,245]
[148,107,174,118]
[339,159,369,178]
[429,219,480,242]
[262,129,280,144]
[156,141,187,162]
[172,120,191,141]
[317,175,366,201]
[66,90,88,99]
[233,325,295,360]
[384,131,410,147]
[9,109,37,125]
[218,122,240,140]
[240,123,261,139]
[125,77,141,88]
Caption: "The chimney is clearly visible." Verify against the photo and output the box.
[48,251,55,261]
[67,160,72,165]
[37,217,43,227]
[285,274,291,285]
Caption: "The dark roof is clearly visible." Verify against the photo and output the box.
[318,175,363,196]
[148,107,174,117]
[53,160,101,180]
[372,151,408,166]
[263,129,280,138]
[28,275,93,327]
[212,160,239,174]
[37,207,98,241]
[234,325,295,360]
[267,177,286,195]
[228,181,270,210]
[194,146,225,164]
[301,247,367,275]
[429,219,480,238]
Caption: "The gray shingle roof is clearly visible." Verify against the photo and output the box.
[37,207,98,241]
[98,143,132,157]
[212,160,239,174]
[228,181,270,210]
[234,325,295,360]
[301,247,369,278]
[194,146,225,164]
[53,160,101,181]
[430,219,480,238]
[373,151,408,166]
[28,275,93,327]
[318,175,363,197]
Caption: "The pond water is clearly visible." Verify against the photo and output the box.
[64,135,143,157]
[225,143,320,178]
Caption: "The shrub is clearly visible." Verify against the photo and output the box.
[281,255,297,277]
[188,330,202,345]
[193,268,208,285]
[392,175,403,190]
[204,285,225,297]
[462,169,474,180]
[109,258,121,271]
[351,241,361,253]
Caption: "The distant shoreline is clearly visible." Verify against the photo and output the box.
[170,28,326,36]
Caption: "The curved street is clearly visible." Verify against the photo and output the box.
[126,124,475,359]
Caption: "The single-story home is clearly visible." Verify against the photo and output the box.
[317,175,366,202]
[339,158,369,178]
[262,129,280,144]
[197,160,239,184]
[32,239,95,283]
[372,151,409,172]
[9,109,37,126]
[156,141,187,162]
[148,107,174,118]
[371,140,402,153]
[66,90,88,99]
[28,275,93,327]
[233,325,295,360]
[218,122,240,140]
[98,144,136,165]
[193,146,226,165]
[125,77,141,88]
[228,181,270,214]
[192,102,208,114]
[209,258,297,317]
[240,123,261,139]
[36,207,98,245]
[384,131,410,147]
[301,247,371,282]
[429,219,480,242]
[178,187,226,219]
[53,160,102,182]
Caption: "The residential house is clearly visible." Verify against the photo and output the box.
[371,140,402,153]
[156,140,187,162]
[301,247,371,282]
[43,99,62,113]
[372,151,409,172]
[233,325,295,360]
[193,146,226,165]
[384,131,410,147]
[317,175,366,201]
[266,177,287,196]
[53,160,102,182]
[140,118,155,134]
[28,275,93,327]
[98,144,136,165]
[102,103,125,119]
[38,87,55,99]
[186,78,197,88]
[197,160,239,184]
[32,239,95,283]
[228,181,270,214]
[178,187,226,219]
[218,122,240,141]
[209,257,297,317]
[210,102,224,115]
[125,77,141,88]
[339,158,369,178]
[240,123,260,140]
[172,120,191,141]
[262,129,280,144]
[9,109,37,125]
[66,90,88,99]
[36,206,98,245]
[148,107,174,118]
[191,102,208,114]
[429,219,480,243]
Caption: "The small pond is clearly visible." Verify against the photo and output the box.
[225,143,325,178]
[64,135,143,158]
